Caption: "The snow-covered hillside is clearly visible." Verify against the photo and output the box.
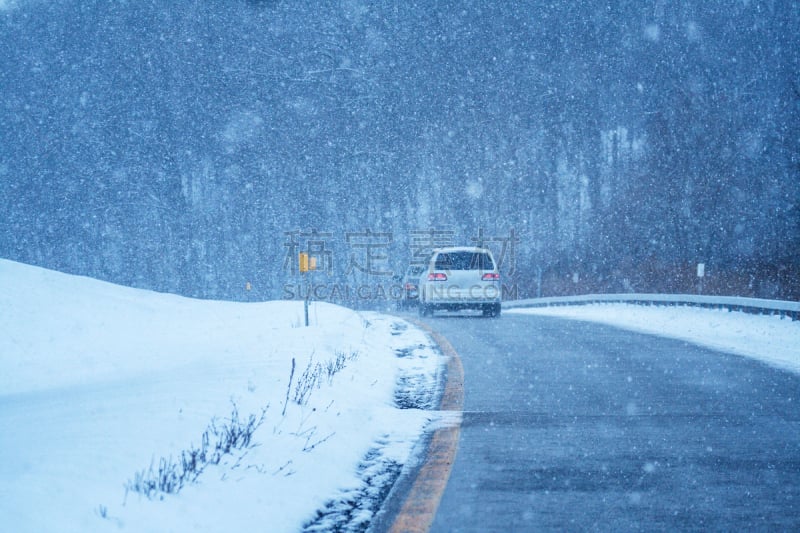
[0,259,445,532]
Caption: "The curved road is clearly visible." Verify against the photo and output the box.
[405,312,799,531]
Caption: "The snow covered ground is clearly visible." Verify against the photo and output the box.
[508,303,800,375]
[3,259,798,533]
[0,259,446,532]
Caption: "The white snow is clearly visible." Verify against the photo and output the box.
[644,23,661,42]
[508,303,800,374]
[0,259,445,532]
[4,258,798,532]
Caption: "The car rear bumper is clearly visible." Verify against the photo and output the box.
[424,283,501,304]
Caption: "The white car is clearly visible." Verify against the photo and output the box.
[418,246,501,317]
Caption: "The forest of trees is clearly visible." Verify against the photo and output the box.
[1,1,798,302]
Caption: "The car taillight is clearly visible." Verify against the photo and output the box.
[428,272,448,281]
[404,282,417,290]
[482,272,500,281]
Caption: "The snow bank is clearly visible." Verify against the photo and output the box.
[508,303,800,374]
[0,259,445,532]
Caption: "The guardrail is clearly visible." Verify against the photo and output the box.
[504,293,800,321]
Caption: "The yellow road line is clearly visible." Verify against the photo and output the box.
[389,322,464,533]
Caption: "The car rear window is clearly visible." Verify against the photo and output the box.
[434,251,495,271]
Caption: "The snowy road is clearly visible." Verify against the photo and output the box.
[416,312,800,531]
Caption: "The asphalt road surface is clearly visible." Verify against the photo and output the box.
[419,312,799,531]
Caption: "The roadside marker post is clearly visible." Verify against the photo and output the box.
[299,253,317,326]
[697,262,705,295]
